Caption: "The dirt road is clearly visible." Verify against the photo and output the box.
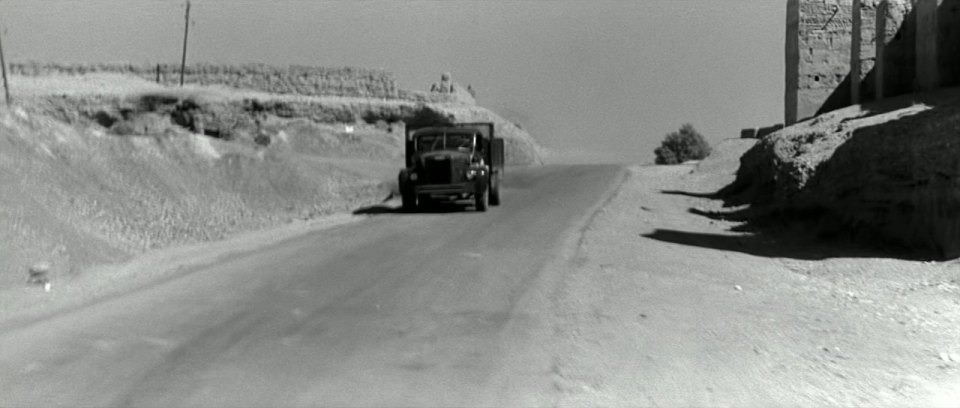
[1,163,958,407]
[0,165,620,407]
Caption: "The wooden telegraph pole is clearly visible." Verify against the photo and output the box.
[179,0,191,87]
[0,25,10,105]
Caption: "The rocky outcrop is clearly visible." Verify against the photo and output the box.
[727,92,960,258]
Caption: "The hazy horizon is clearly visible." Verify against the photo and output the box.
[0,0,785,163]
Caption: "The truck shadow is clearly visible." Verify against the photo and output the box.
[353,204,402,215]
[353,201,473,215]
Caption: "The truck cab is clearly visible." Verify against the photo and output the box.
[398,122,504,212]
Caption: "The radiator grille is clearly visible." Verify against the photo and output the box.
[424,157,454,184]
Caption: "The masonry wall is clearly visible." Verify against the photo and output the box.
[785,0,801,124]
[936,0,960,88]
[7,62,422,101]
[786,0,857,124]
[785,0,959,124]
[873,0,916,99]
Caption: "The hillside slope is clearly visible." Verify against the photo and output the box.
[0,70,542,290]
[0,104,393,289]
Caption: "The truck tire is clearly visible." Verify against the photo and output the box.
[402,191,416,212]
[400,178,417,212]
[490,173,501,206]
[475,187,489,212]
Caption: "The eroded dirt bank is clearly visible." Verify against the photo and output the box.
[730,88,960,258]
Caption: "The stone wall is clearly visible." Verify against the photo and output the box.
[785,0,857,124]
[933,0,960,88]
[785,0,960,124]
[873,0,915,98]
[7,62,464,103]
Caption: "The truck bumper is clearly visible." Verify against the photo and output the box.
[415,183,478,196]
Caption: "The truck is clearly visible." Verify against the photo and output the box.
[398,122,504,212]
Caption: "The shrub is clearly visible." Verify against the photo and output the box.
[654,123,711,164]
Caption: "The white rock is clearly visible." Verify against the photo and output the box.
[29,261,52,274]
[734,285,743,291]
[43,282,51,292]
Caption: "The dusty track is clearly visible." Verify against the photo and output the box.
[0,165,623,407]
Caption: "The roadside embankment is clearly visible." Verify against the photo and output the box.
[0,100,394,290]
[724,88,960,258]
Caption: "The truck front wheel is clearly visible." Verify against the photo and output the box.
[402,190,417,212]
[399,177,417,212]
[475,187,489,212]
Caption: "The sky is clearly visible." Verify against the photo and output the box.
[0,0,785,163]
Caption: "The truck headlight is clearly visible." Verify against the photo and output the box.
[467,168,484,180]
[409,172,418,181]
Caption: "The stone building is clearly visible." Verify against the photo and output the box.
[785,0,960,124]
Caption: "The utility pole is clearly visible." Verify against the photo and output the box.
[0,25,10,105]
[179,0,191,87]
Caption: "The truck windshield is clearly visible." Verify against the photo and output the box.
[416,133,475,153]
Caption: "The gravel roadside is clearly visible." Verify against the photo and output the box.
[542,163,960,406]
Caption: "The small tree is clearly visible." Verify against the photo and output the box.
[654,123,711,165]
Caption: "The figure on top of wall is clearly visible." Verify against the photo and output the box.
[430,72,455,94]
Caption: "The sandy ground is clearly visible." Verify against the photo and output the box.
[536,162,960,406]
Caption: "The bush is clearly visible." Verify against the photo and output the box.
[654,123,711,164]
